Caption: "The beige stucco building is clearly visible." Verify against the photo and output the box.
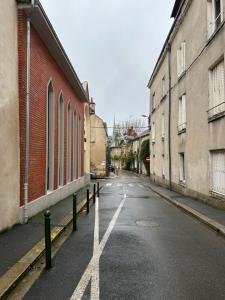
[83,82,91,180]
[90,113,108,176]
[148,0,225,209]
[0,0,20,231]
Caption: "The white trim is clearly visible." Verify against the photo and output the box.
[58,92,64,186]
[67,101,71,182]
[46,79,55,192]
[19,176,87,222]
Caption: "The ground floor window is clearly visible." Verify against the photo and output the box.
[179,153,185,183]
[210,150,225,195]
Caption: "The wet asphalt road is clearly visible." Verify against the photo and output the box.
[24,173,225,300]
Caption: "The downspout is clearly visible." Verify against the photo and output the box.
[23,0,35,223]
[167,43,172,190]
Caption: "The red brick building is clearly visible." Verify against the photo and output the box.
[17,0,88,222]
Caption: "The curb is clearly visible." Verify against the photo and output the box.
[0,188,100,299]
[148,185,225,237]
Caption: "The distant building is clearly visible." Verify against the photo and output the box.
[148,0,225,209]
[90,106,108,177]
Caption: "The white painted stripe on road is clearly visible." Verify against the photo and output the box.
[128,183,133,187]
[138,184,144,188]
[117,183,122,187]
[70,192,127,300]
[106,183,112,187]
[91,196,99,300]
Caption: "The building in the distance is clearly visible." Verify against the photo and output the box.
[148,0,225,209]
[90,102,108,177]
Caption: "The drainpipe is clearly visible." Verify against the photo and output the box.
[167,43,172,190]
[23,0,35,223]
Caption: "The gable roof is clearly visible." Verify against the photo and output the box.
[17,0,88,103]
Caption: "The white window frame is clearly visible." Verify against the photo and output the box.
[207,0,224,38]
[152,122,155,143]
[178,94,187,132]
[177,42,186,78]
[66,102,71,183]
[162,76,166,97]
[73,111,77,180]
[210,150,225,195]
[161,113,165,140]
[58,93,64,186]
[46,81,54,192]
[152,92,156,112]
[208,59,225,118]
[179,153,186,183]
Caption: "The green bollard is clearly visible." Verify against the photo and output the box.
[73,193,77,232]
[86,189,90,214]
[44,211,52,269]
[93,184,96,204]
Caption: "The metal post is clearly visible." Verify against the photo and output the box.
[97,182,100,197]
[86,189,90,214]
[93,184,96,204]
[73,193,77,232]
[44,211,52,269]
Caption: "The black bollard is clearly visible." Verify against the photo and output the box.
[97,182,100,197]
[73,193,77,232]
[93,184,96,204]
[86,189,90,214]
[44,211,52,269]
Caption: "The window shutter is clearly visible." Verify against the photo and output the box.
[211,151,225,195]
[182,95,186,124]
[181,42,186,71]
[161,114,165,137]
[177,49,181,77]
[207,0,213,37]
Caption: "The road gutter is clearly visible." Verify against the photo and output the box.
[148,184,225,237]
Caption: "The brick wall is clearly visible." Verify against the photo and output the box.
[18,10,84,206]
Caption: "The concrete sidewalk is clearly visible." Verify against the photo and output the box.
[142,178,225,236]
[0,182,95,279]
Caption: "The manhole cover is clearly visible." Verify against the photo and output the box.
[135,220,160,227]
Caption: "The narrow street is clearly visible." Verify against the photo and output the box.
[23,173,225,300]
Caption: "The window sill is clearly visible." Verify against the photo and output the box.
[207,21,225,46]
[208,110,225,122]
[210,190,225,199]
[178,128,186,135]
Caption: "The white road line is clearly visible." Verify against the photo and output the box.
[91,196,99,300]
[117,183,122,187]
[106,183,112,187]
[70,192,127,300]
[128,183,133,187]
[138,184,144,188]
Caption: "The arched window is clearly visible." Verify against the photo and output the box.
[67,102,71,182]
[58,93,64,186]
[73,111,77,179]
[78,115,81,178]
[46,81,54,191]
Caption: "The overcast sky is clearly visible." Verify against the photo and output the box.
[41,0,174,133]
